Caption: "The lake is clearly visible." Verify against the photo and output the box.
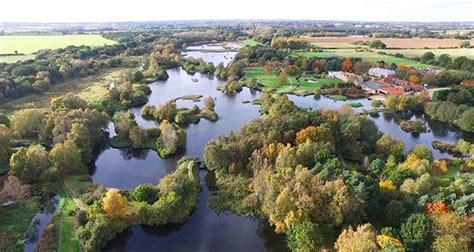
[92,46,472,251]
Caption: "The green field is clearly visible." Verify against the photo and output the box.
[241,38,262,47]
[0,34,116,63]
[377,48,474,59]
[293,49,432,67]
[244,67,342,94]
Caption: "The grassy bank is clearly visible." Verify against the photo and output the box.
[0,197,41,251]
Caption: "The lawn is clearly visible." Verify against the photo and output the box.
[241,38,262,47]
[293,49,432,67]
[244,67,342,95]
[0,34,116,55]
[0,197,41,251]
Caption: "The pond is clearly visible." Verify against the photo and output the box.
[288,95,474,158]
[105,171,287,252]
[92,45,472,251]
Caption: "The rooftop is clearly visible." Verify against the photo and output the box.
[461,80,474,86]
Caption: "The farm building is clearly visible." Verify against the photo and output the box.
[327,71,363,85]
[380,77,424,92]
[379,86,405,95]
[360,81,383,94]
[461,80,474,86]
[368,68,395,78]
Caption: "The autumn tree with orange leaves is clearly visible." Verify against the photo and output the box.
[342,58,353,72]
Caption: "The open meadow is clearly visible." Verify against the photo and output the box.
[303,36,474,49]
[0,34,116,62]
[0,67,126,114]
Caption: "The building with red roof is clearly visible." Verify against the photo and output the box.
[379,86,405,95]
[461,80,474,86]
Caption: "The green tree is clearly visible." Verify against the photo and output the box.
[9,145,50,183]
[0,113,10,127]
[409,144,433,161]
[420,52,435,64]
[11,108,45,138]
[132,184,158,204]
[49,141,83,174]
[400,213,432,251]
[370,40,387,49]
[0,125,11,161]
[286,221,324,252]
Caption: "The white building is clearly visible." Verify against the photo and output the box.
[368,68,395,78]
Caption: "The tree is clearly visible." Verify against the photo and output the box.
[432,234,469,252]
[354,61,373,75]
[408,75,419,84]
[9,145,50,183]
[437,54,452,67]
[278,70,288,84]
[295,126,334,145]
[409,144,433,161]
[459,41,470,48]
[400,213,432,251]
[342,58,353,72]
[264,63,273,75]
[11,108,45,138]
[203,96,215,111]
[157,120,186,157]
[102,189,128,218]
[457,109,474,132]
[431,212,472,247]
[49,141,83,174]
[132,184,157,204]
[334,224,378,252]
[286,221,324,252]
[370,40,387,49]
[371,100,383,109]
[0,113,10,127]
[420,52,435,64]
[0,125,11,161]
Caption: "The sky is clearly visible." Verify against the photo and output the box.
[0,0,472,23]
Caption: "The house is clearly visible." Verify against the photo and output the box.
[328,71,363,85]
[368,68,395,78]
[360,81,383,94]
[461,80,474,86]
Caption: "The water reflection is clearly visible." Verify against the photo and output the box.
[105,171,288,252]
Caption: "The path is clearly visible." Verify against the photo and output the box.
[60,178,86,211]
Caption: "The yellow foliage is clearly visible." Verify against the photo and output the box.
[400,153,430,176]
[379,180,396,191]
[377,235,405,251]
[102,189,128,218]
[432,159,448,175]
